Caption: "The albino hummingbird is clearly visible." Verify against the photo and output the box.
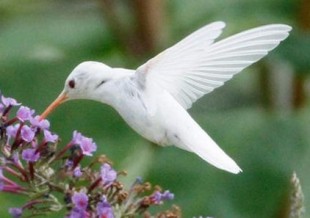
[41,22,291,174]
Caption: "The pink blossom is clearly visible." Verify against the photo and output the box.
[100,163,117,184]
[1,96,20,107]
[21,125,35,142]
[30,116,50,130]
[43,130,58,143]
[71,191,88,211]
[21,148,40,162]
[79,137,97,156]
[16,106,35,122]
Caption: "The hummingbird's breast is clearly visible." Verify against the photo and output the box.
[110,77,169,145]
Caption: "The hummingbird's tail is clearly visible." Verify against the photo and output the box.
[171,114,242,174]
[185,130,242,174]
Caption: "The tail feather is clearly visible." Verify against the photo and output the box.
[163,91,242,174]
[184,131,242,174]
[173,117,242,174]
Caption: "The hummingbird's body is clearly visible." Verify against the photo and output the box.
[41,22,292,174]
[92,69,240,172]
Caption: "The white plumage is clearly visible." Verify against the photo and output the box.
[41,22,291,174]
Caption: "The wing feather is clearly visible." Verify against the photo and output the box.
[136,22,291,109]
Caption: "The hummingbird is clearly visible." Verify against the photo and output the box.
[41,21,291,174]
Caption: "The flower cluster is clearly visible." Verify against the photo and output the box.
[0,93,178,218]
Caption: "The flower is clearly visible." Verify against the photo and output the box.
[6,124,19,140]
[151,190,174,204]
[21,148,40,162]
[96,196,114,218]
[20,125,35,142]
[1,94,178,217]
[43,130,58,143]
[70,131,97,156]
[67,208,88,218]
[65,160,74,168]
[16,106,34,122]
[8,207,23,218]
[79,137,97,156]
[161,190,175,201]
[100,163,117,184]
[151,192,163,204]
[73,166,82,178]
[71,191,89,211]
[1,96,20,107]
[30,116,50,130]
[71,131,83,145]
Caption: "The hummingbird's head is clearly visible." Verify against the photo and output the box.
[64,61,112,100]
[40,61,112,120]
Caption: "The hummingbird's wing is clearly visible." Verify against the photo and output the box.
[136,22,291,109]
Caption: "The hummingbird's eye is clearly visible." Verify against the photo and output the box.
[68,80,76,89]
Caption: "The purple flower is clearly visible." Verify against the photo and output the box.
[9,207,23,218]
[161,190,174,200]
[96,196,114,218]
[100,163,117,184]
[151,190,174,204]
[20,125,35,142]
[30,116,50,130]
[79,137,97,156]
[73,166,82,177]
[65,160,73,168]
[43,130,58,143]
[16,106,35,122]
[1,96,20,107]
[67,208,88,218]
[70,131,97,156]
[151,192,163,204]
[6,124,20,140]
[21,148,40,162]
[71,191,88,211]
[71,131,83,145]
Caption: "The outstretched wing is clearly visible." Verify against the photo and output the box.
[136,22,292,109]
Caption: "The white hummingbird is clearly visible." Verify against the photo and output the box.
[41,21,291,174]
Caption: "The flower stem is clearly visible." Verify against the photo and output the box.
[11,162,28,182]
[72,154,83,170]
[35,141,47,154]
[0,174,19,187]
[23,199,46,209]
[88,177,102,194]
[1,185,27,194]
[11,123,24,151]
[53,142,73,161]
[2,105,12,118]
[4,117,18,127]
[3,166,21,179]
[29,162,35,180]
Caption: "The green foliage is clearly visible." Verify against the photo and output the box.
[0,1,309,217]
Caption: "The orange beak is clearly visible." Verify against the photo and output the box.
[40,91,68,120]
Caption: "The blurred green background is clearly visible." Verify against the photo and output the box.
[0,0,310,217]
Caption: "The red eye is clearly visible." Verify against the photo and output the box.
[68,80,75,89]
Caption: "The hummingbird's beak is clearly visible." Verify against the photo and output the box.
[40,91,68,120]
